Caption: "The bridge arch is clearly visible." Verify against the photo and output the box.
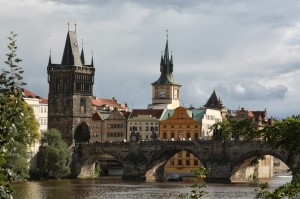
[142,142,208,181]
[72,143,127,178]
[230,149,290,181]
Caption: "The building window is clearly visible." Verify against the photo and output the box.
[186,160,190,166]
[194,159,198,166]
[194,133,199,140]
[178,160,182,165]
[178,113,183,119]
[187,132,191,139]
[163,132,167,139]
[186,152,190,157]
[171,132,175,138]
[80,98,86,113]
[170,159,175,166]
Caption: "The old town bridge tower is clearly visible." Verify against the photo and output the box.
[47,29,94,146]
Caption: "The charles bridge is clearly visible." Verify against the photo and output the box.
[71,140,300,183]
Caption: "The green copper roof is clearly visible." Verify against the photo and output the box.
[101,113,110,120]
[161,109,175,121]
[188,109,206,121]
[161,109,205,121]
[152,39,180,85]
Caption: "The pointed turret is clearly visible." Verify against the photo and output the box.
[80,47,85,65]
[48,50,52,66]
[152,36,179,85]
[160,53,163,72]
[91,56,94,67]
[61,31,82,66]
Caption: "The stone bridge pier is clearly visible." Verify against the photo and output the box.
[205,162,232,183]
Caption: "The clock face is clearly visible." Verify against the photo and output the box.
[158,90,166,98]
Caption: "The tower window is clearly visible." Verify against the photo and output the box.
[80,98,86,113]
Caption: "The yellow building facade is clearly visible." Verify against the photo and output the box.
[160,107,204,175]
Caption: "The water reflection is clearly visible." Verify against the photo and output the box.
[12,176,292,199]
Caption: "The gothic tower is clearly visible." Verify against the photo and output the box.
[149,36,181,109]
[47,29,95,146]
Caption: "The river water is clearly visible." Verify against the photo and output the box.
[12,176,291,199]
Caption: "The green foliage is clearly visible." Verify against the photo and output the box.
[261,116,300,163]
[4,103,39,180]
[94,163,102,177]
[255,176,300,199]
[211,119,260,141]
[32,129,71,179]
[0,31,35,198]
[254,115,300,198]
[179,167,210,199]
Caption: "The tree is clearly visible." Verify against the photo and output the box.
[32,129,72,179]
[4,102,39,180]
[255,115,300,198]
[179,167,210,199]
[0,32,37,198]
[211,119,260,141]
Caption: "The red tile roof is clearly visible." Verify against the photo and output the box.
[23,88,41,98]
[92,112,102,120]
[92,98,128,110]
[129,109,164,119]
[23,88,48,104]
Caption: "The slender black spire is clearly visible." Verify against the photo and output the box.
[160,51,163,72]
[91,50,94,67]
[80,39,85,65]
[48,49,52,66]
[170,51,173,73]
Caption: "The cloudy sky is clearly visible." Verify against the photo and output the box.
[1,0,300,118]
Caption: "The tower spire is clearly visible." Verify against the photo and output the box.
[164,30,169,62]
[91,50,94,67]
[151,30,179,85]
[61,30,82,66]
[48,49,52,66]
[80,38,85,65]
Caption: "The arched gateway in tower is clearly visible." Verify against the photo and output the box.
[47,29,94,146]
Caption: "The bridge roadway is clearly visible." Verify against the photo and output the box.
[71,140,300,183]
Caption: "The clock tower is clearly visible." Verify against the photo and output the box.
[148,36,181,109]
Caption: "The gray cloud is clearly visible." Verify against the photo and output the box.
[217,82,288,101]
[1,0,300,118]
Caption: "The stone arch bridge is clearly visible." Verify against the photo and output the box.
[72,140,300,183]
